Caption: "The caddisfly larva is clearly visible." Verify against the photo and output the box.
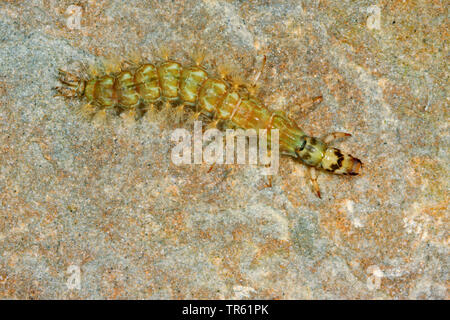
[55,53,362,197]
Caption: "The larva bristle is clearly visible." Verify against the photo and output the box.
[215,60,238,80]
[157,101,174,124]
[142,104,159,123]
[186,111,202,126]
[156,45,172,61]
[120,108,138,126]
[92,109,108,127]
[127,50,143,66]
[174,104,186,125]
[102,55,122,74]
[77,103,98,119]
[206,119,221,130]
[195,53,206,67]
[247,83,261,96]
[228,70,248,89]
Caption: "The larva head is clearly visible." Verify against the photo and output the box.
[294,136,362,175]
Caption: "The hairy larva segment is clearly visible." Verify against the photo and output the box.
[197,78,228,117]
[134,64,161,103]
[116,71,140,107]
[94,75,115,107]
[158,61,182,100]
[56,57,362,197]
[179,66,208,105]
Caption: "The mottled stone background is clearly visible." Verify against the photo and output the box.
[0,0,447,299]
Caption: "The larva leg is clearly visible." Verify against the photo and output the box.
[102,56,122,74]
[296,95,323,113]
[323,132,351,144]
[123,59,139,68]
[309,166,321,198]
[186,104,205,124]
[186,112,200,125]
[57,69,79,89]
[288,95,323,118]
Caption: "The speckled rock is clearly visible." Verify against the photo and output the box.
[0,0,447,299]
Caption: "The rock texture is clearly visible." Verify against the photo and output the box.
[0,0,447,299]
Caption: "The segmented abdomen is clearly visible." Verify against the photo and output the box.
[83,61,305,156]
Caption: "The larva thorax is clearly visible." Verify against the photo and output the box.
[56,58,362,197]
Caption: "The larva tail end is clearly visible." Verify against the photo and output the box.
[321,147,362,176]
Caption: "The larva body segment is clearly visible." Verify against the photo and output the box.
[116,71,140,106]
[134,64,161,103]
[158,61,182,100]
[179,66,208,105]
[94,75,115,107]
[198,78,228,116]
[56,58,362,197]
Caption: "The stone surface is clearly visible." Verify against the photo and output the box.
[0,0,447,299]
